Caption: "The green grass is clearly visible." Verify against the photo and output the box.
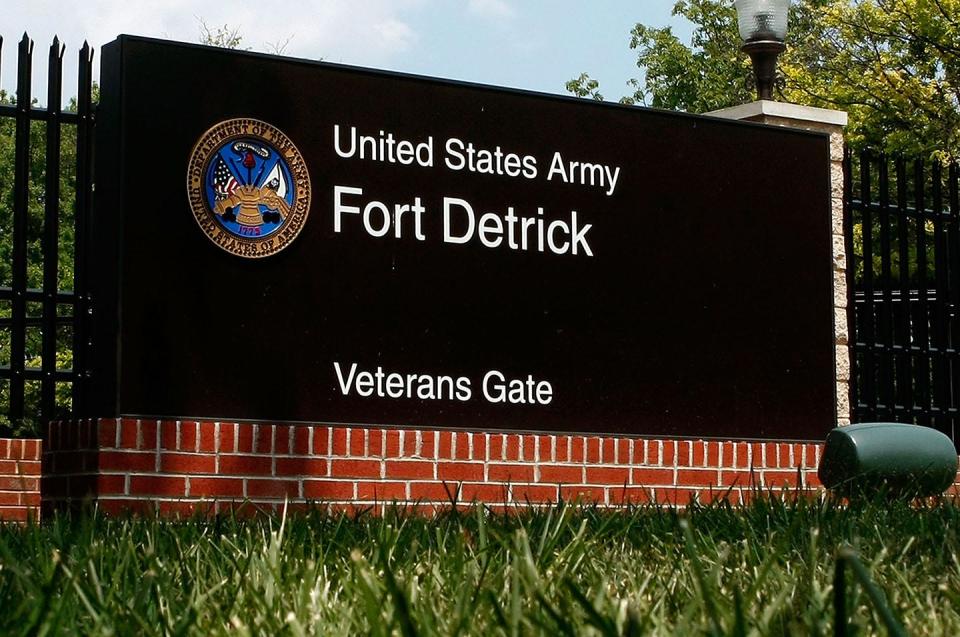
[0,495,958,635]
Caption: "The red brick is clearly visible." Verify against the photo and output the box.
[16,461,40,476]
[666,440,679,466]
[778,445,792,468]
[384,460,434,479]
[181,422,199,452]
[437,462,483,481]
[199,422,217,453]
[736,442,751,468]
[0,439,7,458]
[706,442,720,467]
[331,428,349,456]
[24,439,41,460]
[806,472,823,488]
[720,470,757,487]
[130,476,186,497]
[749,443,764,467]
[642,439,656,465]
[219,455,273,476]
[609,487,653,505]
[0,492,20,505]
[692,441,706,467]
[764,443,778,468]
[367,429,384,457]
[303,480,355,500]
[489,434,505,461]
[601,438,615,463]
[292,427,311,456]
[616,439,631,465]
[275,457,328,477]
[236,424,253,453]
[0,460,15,474]
[358,481,406,501]
[330,459,380,478]
[0,507,29,522]
[560,485,604,502]
[721,443,734,468]
[386,430,402,457]
[118,420,137,449]
[505,434,521,461]
[539,465,582,484]
[139,420,158,451]
[676,469,717,487]
[21,492,40,507]
[763,471,800,488]
[217,424,235,454]
[461,484,507,502]
[555,436,570,463]
[522,435,538,461]
[274,425,293,455]
[159,422,178,450]
[251,424,271,454]
[631,468,674,486]
[455,432,471,460]
[350,428,366,457]
[512,484,557,503]
[100,451,156,473]
[97,474,127,495]
[405,431,420,457]
[585,437,601,463]
[487,463,534,482]
[682,441,696,466]
[160,453,216,474]
[438,431,454,459]
[570,437,585,463]
[420,431,437,458]
[655,488,698,506]
[313,427,330,456]
[409,482,457,501]
[585,467,630,484]
[246,479,299,499]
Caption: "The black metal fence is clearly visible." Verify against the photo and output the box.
[0,34,93,436]
[846,151,960,447]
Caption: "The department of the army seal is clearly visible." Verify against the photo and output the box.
[187,118,311,258]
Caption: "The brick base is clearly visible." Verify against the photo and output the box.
[42,419,829,515]
[0,438,42,523]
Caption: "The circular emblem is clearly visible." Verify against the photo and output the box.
[187,118,311,258]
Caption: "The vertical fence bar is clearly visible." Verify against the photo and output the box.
[41,37,64,423]
[914,159,931,424]
[895,158,914,417]
[843,148,859,421]
[72,41,94,417]
[10,34,33,425]
[877,156,894,414]
[859,151,876,416]
[950,163,960,442]
[931,162,948,435]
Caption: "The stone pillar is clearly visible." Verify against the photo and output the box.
[707,100,850,424]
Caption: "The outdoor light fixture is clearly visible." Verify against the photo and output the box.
[819,423,958,499]
[734,0,790,101]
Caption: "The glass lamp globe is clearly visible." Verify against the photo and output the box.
[734,0,789,43]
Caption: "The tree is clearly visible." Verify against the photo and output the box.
[568,0,960,160]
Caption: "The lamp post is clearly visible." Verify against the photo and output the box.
[734,0,790,101]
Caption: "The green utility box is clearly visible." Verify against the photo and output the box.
[818,423,958,497]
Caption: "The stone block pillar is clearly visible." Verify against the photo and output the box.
[707,100,850,424]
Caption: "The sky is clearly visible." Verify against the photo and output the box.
[2,0,694,108]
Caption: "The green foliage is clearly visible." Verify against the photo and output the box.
[1,497,959,635]
[568,0,960,159]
